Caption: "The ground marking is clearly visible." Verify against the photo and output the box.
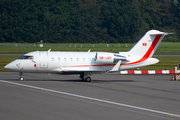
[1,79,180,118]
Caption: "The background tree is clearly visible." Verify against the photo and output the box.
[0,0,179,43]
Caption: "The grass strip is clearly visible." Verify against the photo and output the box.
[0,42,180,54]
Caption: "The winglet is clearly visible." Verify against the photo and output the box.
[110,60,122,72]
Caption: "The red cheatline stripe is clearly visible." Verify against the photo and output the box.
[91,64,115,67]
[122,35,162,65]
[64,64,116,67]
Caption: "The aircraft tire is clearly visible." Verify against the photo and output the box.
[85,77,91,82]
[19,77,25,81]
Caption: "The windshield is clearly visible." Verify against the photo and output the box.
[18,56,34,60]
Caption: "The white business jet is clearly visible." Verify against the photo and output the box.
[4,30,170,82]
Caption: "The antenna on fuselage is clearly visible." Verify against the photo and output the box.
[48,49,51,52]
[88,49,91,52]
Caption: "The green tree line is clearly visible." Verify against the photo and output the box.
[0,0,180,43]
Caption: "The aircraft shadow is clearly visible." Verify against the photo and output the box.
[6,79,134,82]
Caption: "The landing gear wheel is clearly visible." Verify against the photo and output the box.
[85,77,91,82]
[19,77,25,81]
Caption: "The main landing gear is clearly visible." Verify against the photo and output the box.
[19,72,25,81]
[79,73,92,82]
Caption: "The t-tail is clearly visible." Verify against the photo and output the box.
[129,30,169,58]
[120,30,172,68]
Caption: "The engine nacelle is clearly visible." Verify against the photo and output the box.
[95,53,114,64]
[95,52,127,64]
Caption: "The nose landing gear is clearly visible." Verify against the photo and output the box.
[19,72,25,81]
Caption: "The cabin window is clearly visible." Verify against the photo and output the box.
[18,56,34,60]
[58,58,60,61]
[64,58,66,61]
[83,58,85,62]
[76,58,79,62]
[70,58,73,62]
[52,57,54,61]
[89,58,91,62]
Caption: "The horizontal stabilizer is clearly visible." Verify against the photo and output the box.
[149,31,174,36]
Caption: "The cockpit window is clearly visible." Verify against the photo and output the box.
[18,56,34,60]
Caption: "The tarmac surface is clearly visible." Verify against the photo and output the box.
[0,72,180,120]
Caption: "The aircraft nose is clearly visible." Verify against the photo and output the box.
[4,64,9,69]
[4,61,20,71]
[4,63,12,70]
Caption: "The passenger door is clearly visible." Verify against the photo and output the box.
[40,52,48,68]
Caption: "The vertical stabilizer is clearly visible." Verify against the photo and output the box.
[129,30,168,58]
